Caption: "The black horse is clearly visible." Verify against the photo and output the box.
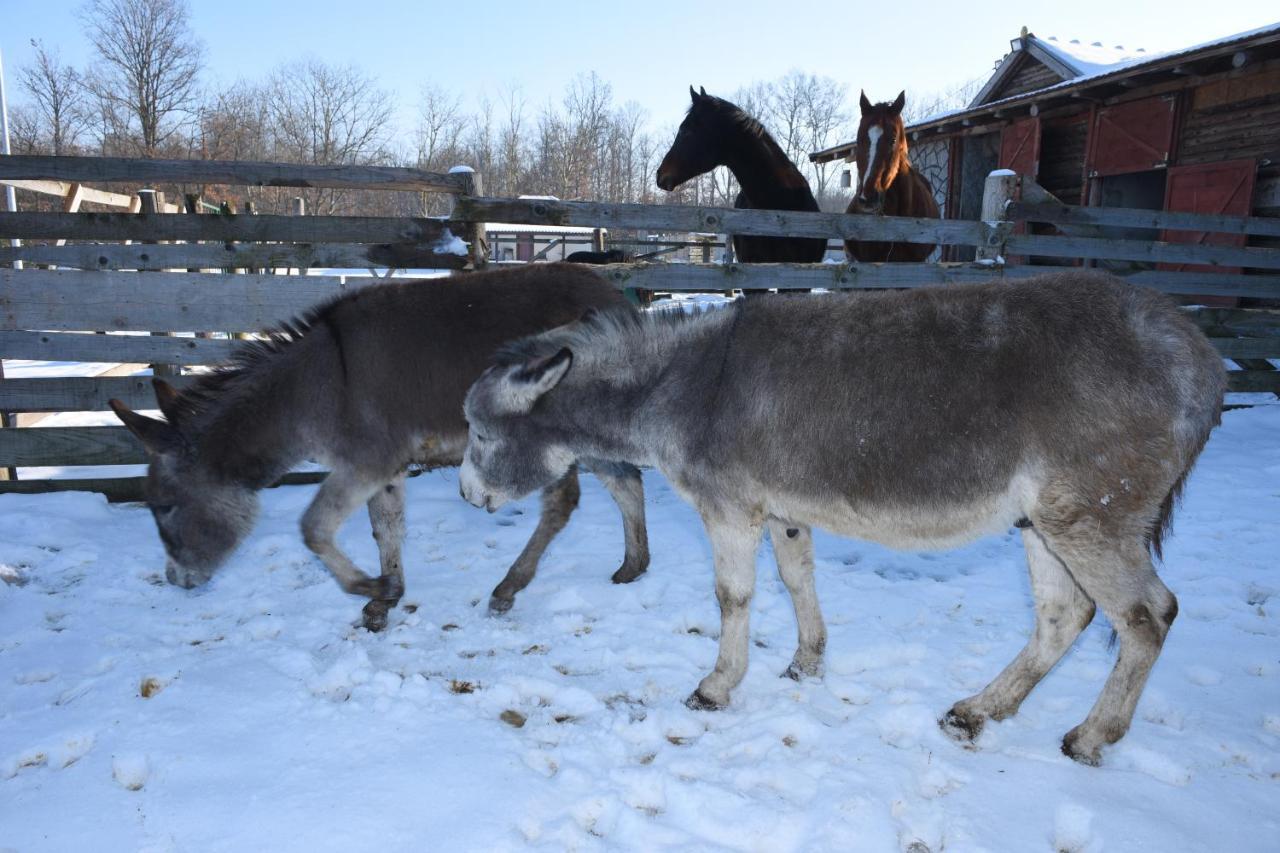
[656,87,826,263]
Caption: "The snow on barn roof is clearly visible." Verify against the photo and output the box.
[809,21,1280,162]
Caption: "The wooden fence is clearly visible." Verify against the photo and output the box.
[1,155,1277,500]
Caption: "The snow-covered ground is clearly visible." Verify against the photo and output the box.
[1,402,1278,851]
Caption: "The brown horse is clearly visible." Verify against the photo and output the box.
[845,91,940,262]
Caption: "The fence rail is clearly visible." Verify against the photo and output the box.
[2,155,1277,499]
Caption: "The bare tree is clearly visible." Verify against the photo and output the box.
[80,0,204,155]
[266,59,394,213]
[19,40,90,155]
[5,104,44,155]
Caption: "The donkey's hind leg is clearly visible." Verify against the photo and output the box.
[360,471,408,632]
[942,527,1095,742]
[766,520,826,680]
[591,462,650,584]
[301,466,395,600]
[1044,533,1177,765]
[487,467,581,615]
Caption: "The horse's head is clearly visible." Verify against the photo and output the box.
[111,379,259,589]
[853,90,908,212]
[656,86,729,191]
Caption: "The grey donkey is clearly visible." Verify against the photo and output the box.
[110,263,650,631]
[458,271,1224,765]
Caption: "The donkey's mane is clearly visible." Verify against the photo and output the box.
[172,294,347,423]
[495,303,730,375]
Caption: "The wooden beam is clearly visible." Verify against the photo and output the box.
[0,471,329,502]
[0,178,135,208]
[0,375,198,412]
[1008,201,1280,237]
[0,155,469,194]
[451,197,984,246]
[0,330,239,365]
[589,262,1280,297]
[0,211,464,246]
[1005,233,1280,270]
[0,268,392,332]
[0,241,469,271]
[0,425,145,466]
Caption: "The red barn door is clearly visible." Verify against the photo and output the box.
[1160,158,1257,305]
[999,117,1041,177]
[1087,96,1177,177]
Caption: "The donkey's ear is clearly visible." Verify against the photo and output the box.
[860,90,872,114]
[578,307,599,325]
[699,86,707,97]
[500,348,573,414]
[110,399,181,454]
[891,90,906,114]
[689,85,700,103]
[152,377,183,423]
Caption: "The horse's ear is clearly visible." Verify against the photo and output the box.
[891,90,906,114]
[110,399,181,455]
[859,90,872,114]
[152,378,182,423]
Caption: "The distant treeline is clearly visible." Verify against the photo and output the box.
[8,0,978,215]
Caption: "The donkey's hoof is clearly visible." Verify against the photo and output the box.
[940,706,985,743]
[781,660,822,681]
[361,600,391,633]
[610,563,647,585]
[1061,727,1104,767]
[684,690,724,712]
[487,595,514,616]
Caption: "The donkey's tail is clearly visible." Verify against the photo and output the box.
[1147,470,1188,562]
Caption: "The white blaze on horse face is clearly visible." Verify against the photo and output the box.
[861,125,883,199]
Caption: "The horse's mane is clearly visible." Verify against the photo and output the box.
[171,293,348,424]
[697,95,794,164]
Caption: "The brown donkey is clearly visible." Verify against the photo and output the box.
[110,264,650,630]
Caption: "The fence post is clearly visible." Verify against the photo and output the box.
[139,188,180,379]
[976,170,1019,264]
[450,168,486,270]
[592,228,606,254]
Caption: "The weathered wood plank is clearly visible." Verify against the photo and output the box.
[452,197,987,245]
[0,211,465,246]
[0,155,469,194]
[0,330,239,365]
[0,268,395,332]
[0,241,469,271]
[1212,337,1280,359]
[1005,233,1280,270]
[0,425,144,466]
[1227,370,1280,394]
[0,179,136,208]
[0,471,329,502]
[1187,307,1280,338]
[1008,200,1280,238]
[593,262,1280,297]
[0,375,196,412]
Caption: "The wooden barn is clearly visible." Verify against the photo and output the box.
[812,23,1280,268]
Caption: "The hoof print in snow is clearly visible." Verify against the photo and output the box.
[138,677,166,699]
[448,679,477,695]
[684,690,723,712]
[112,754,150,791]
[522,644,548,655]
[500,709,526,728]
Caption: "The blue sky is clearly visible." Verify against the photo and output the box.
[3,0,1277,137]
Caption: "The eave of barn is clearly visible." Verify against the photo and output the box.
[809,24,1280,165]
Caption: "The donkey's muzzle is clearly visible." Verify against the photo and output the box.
[165,558,208,589]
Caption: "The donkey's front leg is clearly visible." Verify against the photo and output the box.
[301,466,392,600]
[488,467,581,614]
[592,462,650,584]
[361,471,408,632]
[686,511,763,710]
[766,520,826,680]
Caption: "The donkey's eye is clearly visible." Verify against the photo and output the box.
[152,504,175,516]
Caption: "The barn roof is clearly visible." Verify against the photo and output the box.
[810,22,1280,163]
